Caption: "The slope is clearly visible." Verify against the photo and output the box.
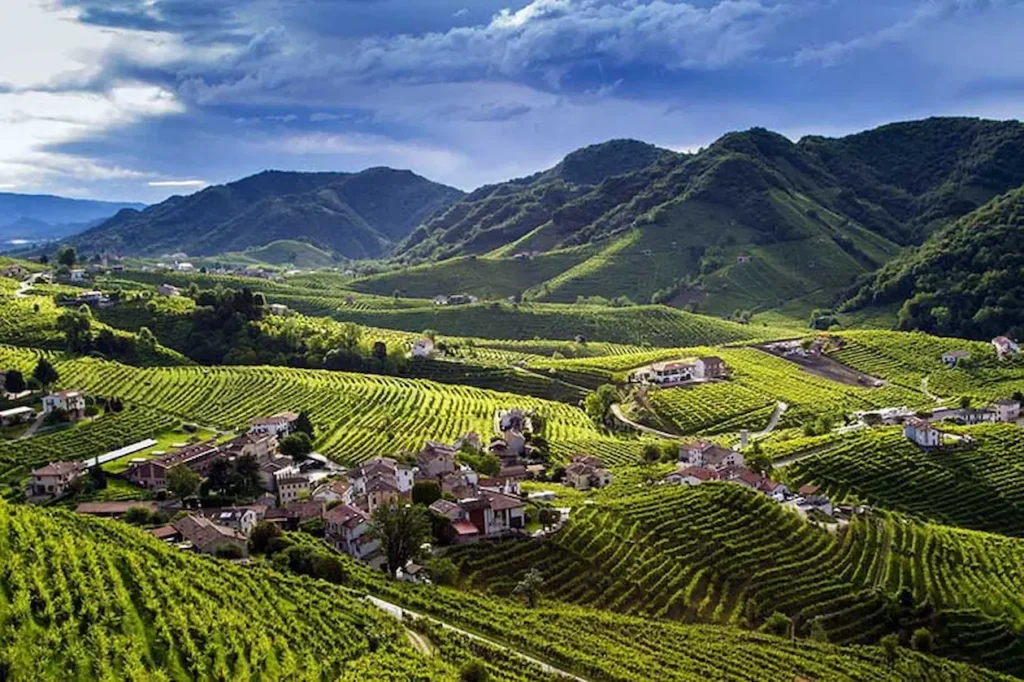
[69,168,463,259]
[841,185,1024,340]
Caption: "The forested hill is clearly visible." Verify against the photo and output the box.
[841,184,1024,340]
[70,167,464,259]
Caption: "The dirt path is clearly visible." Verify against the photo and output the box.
[752,402,788,438]
[404,627,435,656]
[365,595,591,682]
[921,375,943,404]
[610,403,679,439]
[18,413,46,440]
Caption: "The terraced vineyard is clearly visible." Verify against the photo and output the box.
[5,349,642,466]
[0,407,177,488]
[446,483,1024,676]
[785,424,1024,537]
[0,501,456,681]
[646,381,776,434]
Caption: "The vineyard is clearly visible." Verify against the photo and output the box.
[0,349,644,467]
[785,424,1024,537]
[445,483,1024,676]
[0,501,458,681]
[0,407,177,489]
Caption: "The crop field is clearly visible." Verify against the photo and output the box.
[446,483,1024,676]
[785,424,1024,537]
[0,502,456,681]
[0,407,178,488]
[12,351,643,466]
[646,381,776,434]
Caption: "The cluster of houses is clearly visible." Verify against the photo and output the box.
[432,294,478,306]
[59,289,114,309]
[663,440,833,516]
[629,356,728,386]
[852,397,1022,447]
[941,337,1021,368]
[5,389,86,429]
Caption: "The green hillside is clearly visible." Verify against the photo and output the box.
[842,185,1024,340]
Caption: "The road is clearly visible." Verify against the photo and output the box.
[365,595,590,682]
[14,272,43,298]
[752,402,788,438]
[610,403,680,439]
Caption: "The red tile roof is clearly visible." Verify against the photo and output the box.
[452,520,480,536]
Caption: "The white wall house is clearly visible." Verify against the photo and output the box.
[904,418,941,447]
[42,391,86,419]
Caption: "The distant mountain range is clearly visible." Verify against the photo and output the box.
[0,193,144,242]
[70,168,464,260]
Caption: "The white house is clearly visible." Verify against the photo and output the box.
[157,283,181,297]
[175,262,195,272]
[692,356,727,380]
[992,336,1020,359]
[736,254,752,264]
[994,398,1021,423]
[679,440,744,471]
[69,269,86,282]
[42,390,86,419]
[665,465,720,486]
[0,406,35,427]
[249,412,299,437]
[903,417,942,447]
[30,461,84,497]
[564,455,614,490]
[941,350,970,368]
[277,474,310,505]
[412,338,435,357]
[325,503,378,560]
[268,303,289,316]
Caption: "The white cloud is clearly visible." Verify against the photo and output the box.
[268,132,466,176]
[147,179,208,188]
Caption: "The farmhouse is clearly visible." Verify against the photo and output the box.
[0,406,35,426]
[417,441,457,478]
[157,283,180,297]
[992,336,1020,359]
[196,507,260,536]
[648,361,693,385]
[995,398,1022,423]
[564,455,613,491]
[665,465,720,486]
[693,356,727,380]
[457,490,526,538]
[679,440,744,471]
[70,268,86,282]
[30,461,84,497]
[325,503,378,560]
[125,442,222,489]
[903,417,942,448]
[248,411,299,437]
[277,474,310,505]
[311,478,352,504]
[267,303,289,316]
[175,262,195,273]
[941,350,970,368]
[173,514,247,557]
[42,390,86,419]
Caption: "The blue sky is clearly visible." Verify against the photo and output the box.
[2,0,1024,202]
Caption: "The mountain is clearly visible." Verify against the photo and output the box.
[841,184,1024,340]
[0,192,144,241]
[373,117,1024,319]
[70,168,464,259]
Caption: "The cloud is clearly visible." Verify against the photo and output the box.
[267,131,466,175]
[147,179,208,187]
[453,8,469,18]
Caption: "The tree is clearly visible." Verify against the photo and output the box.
[32,358,59,387]
[372,341,388,361]
[641,442,661,465]
[412,480,441,506]
[459,659,489,682]
[426,557,459,587]
[538,507,560,531]
[249,521,282,554]
[959,395,972,410]
[3,369,26,393]
[279,432,313,461]
[57,246,77,268]
[231,454,262,498]
[123,507,154,525]
[138,327,156,349]
[911,627,934,653]
[369,503,431,576]
[512,568,544,608]
[759,611,791,637]
[295,411,315,439]
[57,307,93,353]
[215,543,244,560]
[585,384,618,426]
[167,464,200,505]
[879,633,900,669]
[748,452,773,477]
[809,619,829,643]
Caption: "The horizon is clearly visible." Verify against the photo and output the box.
[4,1,1024,203]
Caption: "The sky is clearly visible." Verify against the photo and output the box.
[2,0,1023,203]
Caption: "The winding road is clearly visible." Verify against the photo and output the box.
[610,400,788,442]
[365,595,590,682]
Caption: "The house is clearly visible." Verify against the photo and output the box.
[853,406,913,425]
[125,442,222,489]
[197,507,259,536]
[311,478,352,504]
[30,461,84,497]
[277,474,310,505]
[797,484,820,497]
[0,406,35,426]
[267,303,289,316]
[564,455,613,491]
[736,254,752,264]
[646,361,693,385]
[693,356,727,380]
[75,501,158,518]
[325,503,378,560]
[412,338,435,358]
[248,411,300,437]
[665,465,720,486]
[286,500,325,523]
[175,262,195,272]
[903,417,942,448]
[428,498,463,520]
[994,398,1021,423]
[458,490,526,538]
[75,290,112,309]
[224,432,279,461]
[0,264,27,280]
[432,295,449,306]
[417,441,457,478]
[149,525,182,543]
[450,519,482,544]
[941,350,970,368]
[258,458,296,492]
[992,336,1020,359]
[69,268,86,282]
[960,408,996,425]
[173,514,248,557]
[157,283,181,297]
[349,457,414,513]
[42,390,86,419]
[679,440,744,471]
